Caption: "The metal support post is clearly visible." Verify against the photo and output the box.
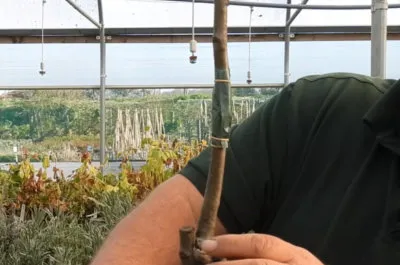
[371,0,388,78]
[98,0,106,170]
[284,0,291,86]
[64,0,101,28]
[286,0,309,26]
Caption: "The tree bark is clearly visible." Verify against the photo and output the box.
[179,0,231,264]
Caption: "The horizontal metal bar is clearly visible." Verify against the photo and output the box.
[3,32,400,44]
[0,83,284,91]
[2,25,400,37]
[162,0,400,9]
[287,0,309,26]
[64,0,101,28]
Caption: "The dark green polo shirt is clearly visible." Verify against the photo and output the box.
[180,72,400,265]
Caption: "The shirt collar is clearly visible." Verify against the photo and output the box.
[363,79,400,135]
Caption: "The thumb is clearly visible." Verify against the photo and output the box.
[199,239,218,252]
[198,234,297,261]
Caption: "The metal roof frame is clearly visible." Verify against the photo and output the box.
[0,83,284,91]
[2,25,399,43]
[1,0,392,164]
[2,25,399,36]
[164,0,400,10]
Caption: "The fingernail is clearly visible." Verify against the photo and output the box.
[199,239,218,252]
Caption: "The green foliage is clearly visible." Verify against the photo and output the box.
[0,92,278,161]
[0,99,99,141]
[164,120,179,134]
[259,88,280,97]
[0,155,20,163]
[233,87,257,97]
[0,106,31,139]
[23,135,103,154]
[0,93,214,142]
[115,137,207,199]
[0,192,133,265]
[0,137,203,216]
[173,94,211,102]
[0,152,136,219]
[0,137,205,264]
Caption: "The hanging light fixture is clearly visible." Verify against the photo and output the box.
[189,0,198,64]
[39,0,47,76]
[247,6,254,84]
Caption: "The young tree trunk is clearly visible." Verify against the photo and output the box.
[179,0,232,264]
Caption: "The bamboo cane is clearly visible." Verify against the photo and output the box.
[179,0,232,264]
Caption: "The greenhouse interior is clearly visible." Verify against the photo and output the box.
[0,1,400,264]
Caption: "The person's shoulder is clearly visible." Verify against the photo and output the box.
[278,72,396,109]
[288,72,396,96]
[269,72,398,135]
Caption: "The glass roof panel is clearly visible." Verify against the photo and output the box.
[292,0,400,26]
[2,0,399,29]
[0,0,99,29]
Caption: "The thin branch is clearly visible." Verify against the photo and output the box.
[179,0,232,264]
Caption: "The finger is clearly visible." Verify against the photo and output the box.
[200,234,296,262]
[209,258,287,265]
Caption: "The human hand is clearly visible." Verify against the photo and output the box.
[199,233,324,265]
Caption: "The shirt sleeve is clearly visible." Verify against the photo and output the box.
[179,86,292,234]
